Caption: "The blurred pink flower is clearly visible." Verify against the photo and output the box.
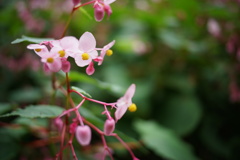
[104,118,115,135]
[93,0,116,22]
[76,125,92,146]
[115,84,136,121]
[98,40,115,65]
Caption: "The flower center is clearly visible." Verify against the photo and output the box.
[47,57,54,63]
[106,49,113,56]
[128,103,137,112]
[35,48,42,52]
[58,50,65,57]
[82,53,90,60]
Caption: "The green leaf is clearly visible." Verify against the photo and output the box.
[0,103,14,114]
[72,86,92,98]
[159,95,202,136]
[134,120,199,160]
[11,35,54,44]
[10,88,42,103]
[0,105,64,118]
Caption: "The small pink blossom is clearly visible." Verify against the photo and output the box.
[115,84,136,121]
[104,118,115,135]
[98,40,115,65]
[93,0,116,22]
[61,58,71,72]
[27,44,48,57]
[54,118,63,131]
[207,19,221,38]
[76,125,92,146]
[74,32,98,67]
[41,51,62,72]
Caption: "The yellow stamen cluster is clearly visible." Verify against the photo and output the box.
[47,57,54,63]
[35,48,42,52]
[128,103,137,112]
[82,53,90,60]
[106,49,113,56]
[58,50,65,57]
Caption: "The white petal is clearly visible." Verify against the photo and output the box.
[79,32,96,52]
[104,0,116,5]
[60,36,79,50]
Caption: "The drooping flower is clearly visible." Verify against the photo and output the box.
[98,40,115,65]
[73,32,98,67]
[93,0,116,22]
[54,118,63,131]
[76,125,92,146]
[115,84,136,121]
[86,61,95,75]
[104,118,115,135]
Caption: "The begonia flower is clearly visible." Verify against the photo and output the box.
[86,61,95,75]
[74,32,98,67]
[76,125,92,146]
[98,40,115,65]
[51,36,79,58]
[41,51,62,72]
[115,84,136,121]
[93,0,116,22]
[27,44,48,57]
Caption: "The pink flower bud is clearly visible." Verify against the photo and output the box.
[94,3,104,22]
[76,125,91,146]
[61,58,71,72]
[54,118,63,131]
[86,61,95,75]
[104,119,115,135]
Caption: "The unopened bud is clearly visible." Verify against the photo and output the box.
[76,125,91,146]
[104,119,115,135]
[54,118,63,131]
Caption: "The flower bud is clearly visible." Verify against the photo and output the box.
[54,118,63,131]
[104,119,115,135]
[94,3,104,22]
[76,125,91,146]
[72,0,81,7]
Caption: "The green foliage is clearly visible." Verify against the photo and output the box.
[134,120,199,160]
[0,105,64,118]
[72,86,92,98]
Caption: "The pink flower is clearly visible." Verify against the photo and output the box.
[76,125,92,146]
[104,118,115,135]
[93,0,116,22]
[27,44,48,57]
[73,32,98,67]
[41,51,62,72]
[54,118,63,131]
[115,84,136,121]
[51,36,79,58]
[98,40,115,65]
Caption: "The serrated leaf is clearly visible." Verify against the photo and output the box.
[72,86,92,98]
[0,105,64,118]
[134,120,199,160]
[11,35,54,44]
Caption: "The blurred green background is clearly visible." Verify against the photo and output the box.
[1,0,240,160]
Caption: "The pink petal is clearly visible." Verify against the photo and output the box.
[104,119,115,135]
[89,50,98,59]
[61,58,71,72]
[47,58,62,72]
[79,32,96,52]
[76,125,91,146]
[74,54,92,67]
[60,36,79,50]
[104,4,112,17]
[104,0,116,5]
[99,40,115,65]
[54,118,63,132]
[115,103,128,121]
[86,61,95,75]
[124,84,136,101]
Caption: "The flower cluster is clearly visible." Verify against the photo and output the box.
[72,0,116,22]
[27,32,115,75]
[54,84,138,159]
